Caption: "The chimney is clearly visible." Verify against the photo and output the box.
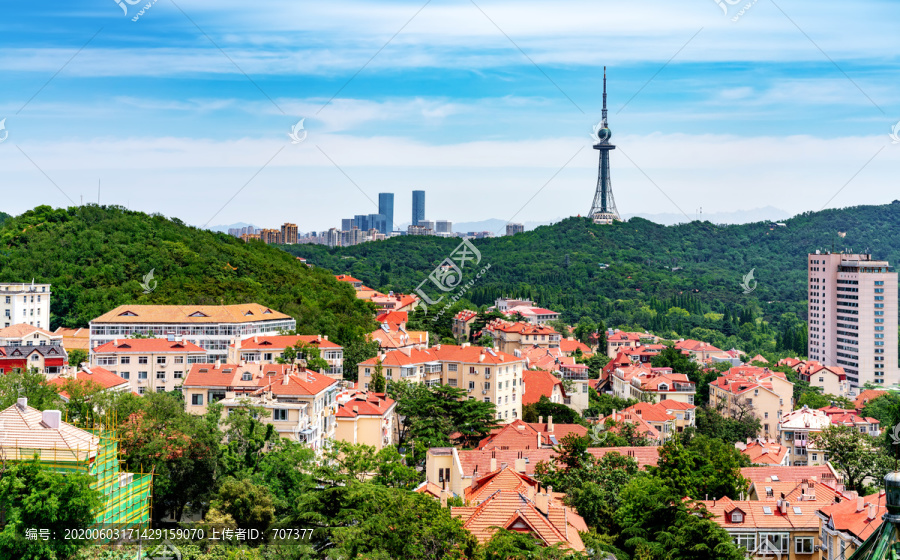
[440,488,448,508]
[539,416,543,424]
[479,354,485,363]
[215,359,221,369]
[16,397,27,410]
[42,410,61,429]
[515,458,526,473]
[868,503,878,519]
[857,496,865,512]
[779,500,788,515]
[254,335,258,343]
[435,344,441,351]
[282,374,290,385]
[490,458,497,472]
[547,416,553,432]
[234,337,241,351]
[534,490,549,515]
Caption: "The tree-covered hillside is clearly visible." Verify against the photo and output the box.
[286,201,900,356]
[0,205,376,346]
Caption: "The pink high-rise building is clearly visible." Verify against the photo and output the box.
[808,252,898,387]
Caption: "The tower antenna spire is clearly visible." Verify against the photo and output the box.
[588,66,620,224]
[602,66,608,124]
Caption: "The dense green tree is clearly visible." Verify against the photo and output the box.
[522,395,585,425]
[370,359,387,393]
[694,405,761,445]
[207,477,276,535]
[0,459,101,560]
[862,392,900,426]
[650,436,749,500]
[65,348,88,368]
[0,368,63,411]
[811,425,895,493]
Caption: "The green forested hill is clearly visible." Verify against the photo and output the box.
[0,205,376,346]
[0,211,9,227]
[286,201,900,356]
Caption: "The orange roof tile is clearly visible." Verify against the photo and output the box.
[232,335,341,351]
[93,339,206,354]
[523,369,566,405]
[91,304,291,324]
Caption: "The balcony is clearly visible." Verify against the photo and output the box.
[794,439,807,447]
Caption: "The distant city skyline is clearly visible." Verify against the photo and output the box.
[3,1,897,231]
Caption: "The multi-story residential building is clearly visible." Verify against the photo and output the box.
[358,344,526,422]
[228,334,344,377]
[816,490,885,560]
[482,319,560,355]
[258,228,281,244]
[434,220,452,234]
[696,496,823,559]
[610,365,696,405]
[807,251,899,387]
[333,391,396,451]
[709,366,794,439]
[0,344,68,374]
[605,329,659,357]
[323,228,341,248]
[281,222,298,244]
[412,190,425,226]
[506,223,525,236]
[779,358,850,396]
[183,362,338,452]
[0,282,51,329]
[90,338,207,394]
[88,304,296,360]
[778,406,832,466]
[0,398,151,527]
[819,406,881,436]
[452,310,478,342]
[0,323,63,347]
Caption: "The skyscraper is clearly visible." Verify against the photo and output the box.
[378,193,394,234]
[808,251,899,387]
[412,190,425,226]
[281,223,298,244]
[588,67,620,224]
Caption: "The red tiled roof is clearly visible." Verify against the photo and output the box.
[855,389,887,410]
[817,491,886,542]
[359,345,523,367]
[375,310,407,325]
[47,366,129,398]
[476,419,587,450]
[741,465,841,485]
[0,323,58,339]
[739,441,789,465]
[484,319,558,336]
[523,370,565,405]
[586,447,660,469]
[335,274,362,283]
[335,393,395,418]
[93,339,206,354]
[183,363,336,396]
[559,338,591,354]
[231,335,341,350]
[674,339,723,353]
[695,497,820,531]
[464,467,539,504]
[454,310,478,322]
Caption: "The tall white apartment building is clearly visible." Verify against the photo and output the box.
[0,283,51,330]
[808,252,898,387]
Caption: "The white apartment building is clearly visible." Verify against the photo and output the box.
[0,283,51,330]
[91,338,208,394]
[358,344,526,423]
[88,304,296,361]
[807,252,899,387]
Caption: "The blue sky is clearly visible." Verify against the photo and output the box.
[0,0,898,231]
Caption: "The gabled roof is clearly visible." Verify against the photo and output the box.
[855,389,888,410]
[695,497,820,530]
[739,440,789,465]
[523,369,566,405]
[232,335,342,351]
[454,310,478,322]
[93,339,206,354]
[559,338,591,354]
[817,490,886,542]
[46,366,130,399]
[451,490,585,550]
[183,363,337,396]
[335,393,395,418]
[0,401,99,461]
[476,419,587,450]
[91,304,291,324]
[0,323,58,339]
[0,345,67,359]
[741,464,842,486]
[464,467,539,504]
[359,345,524,367]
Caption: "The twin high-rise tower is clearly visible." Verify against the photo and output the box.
[588,67,620,224]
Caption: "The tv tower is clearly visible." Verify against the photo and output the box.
[588,67,620,224]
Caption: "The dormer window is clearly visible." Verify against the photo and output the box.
[730,512,743,523]
[244,311,254,316]
[242,372,252,381]
[118,310,138,317]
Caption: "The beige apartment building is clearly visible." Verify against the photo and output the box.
[333,391,396,451]
[0,283,52,330]
[182,362,338,452]
[807,252,899,387]
[0,324,63,347]
[91,338,207,394]
[779,358,850,397]
[778,406,831,467]
[482,319,560,355]
[228,334,344,377]
[358,344,526,423]
[709,366,794,440]
[610,366,696,405]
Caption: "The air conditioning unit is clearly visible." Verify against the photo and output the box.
[485,373,491,379]
[467,387,473,392]
[482,390,487,395]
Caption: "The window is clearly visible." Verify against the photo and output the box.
[191,394,204,406]
[138,356,148,364]
[795,537,814,554]
[97,356,117,366]
[469,367,477,374]
[156,387,166,393]
[121,356,131,364]
[730,512,743,523]
[242,372,253,381]
[484,382,490,390]
[173,371,183,379]
[469,381,475,390]
[448,364,458,372]
[138,387,146,395]
[174,356,184,364]
[138,371,148,379]
[156,372,166,380]
[733,534,755,552]
[120,371,130,380]
[156,356,166,365]
[758,533,789,554]
[273,409,288,421]
[484,397,490,403]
